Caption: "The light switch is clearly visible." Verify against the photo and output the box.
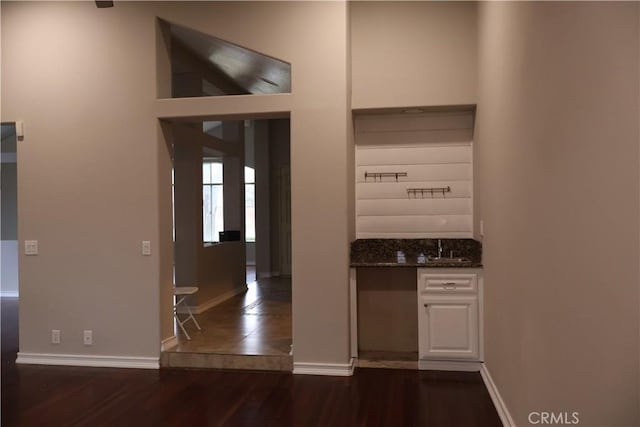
[142,240,151,256]
[25,240,38,255]
[480,220,484,237]
[51,329,60,344]
[15,121,24,140]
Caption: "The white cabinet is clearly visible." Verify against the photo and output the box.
[419,295,479,360]
[417,269,483,371]
[418,273,478,293]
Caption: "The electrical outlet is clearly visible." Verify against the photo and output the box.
[83,330,93,346]
[51,329,60,344]
[25,240,38,255]
[142,240,151,256]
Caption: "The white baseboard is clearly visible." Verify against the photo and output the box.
[0,291,19,298]
[16,352,159,369]
[418,359,481,372]
[480,364,515,427]
[293,358,355,376]
[178,285,247,315]
[160,335,178,352]
[257,271,279,279]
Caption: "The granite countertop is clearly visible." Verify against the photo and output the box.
[350,238,483,268]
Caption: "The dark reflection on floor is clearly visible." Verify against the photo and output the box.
[1,298,501,427]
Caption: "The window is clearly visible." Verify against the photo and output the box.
[245,166,255,242]
[203,160,224,243]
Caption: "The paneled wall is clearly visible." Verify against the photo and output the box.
[355,111,473,238]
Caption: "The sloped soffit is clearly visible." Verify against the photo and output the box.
[165,19,291,95]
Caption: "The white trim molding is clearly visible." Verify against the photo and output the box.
[480,364,515,427]
[16,352,159,369]
[349,268,358,359]
[258,271,280,279]
[178,285,247,315]
[160,335,178,352]
[293,358,356,376]
[0,291,19,298]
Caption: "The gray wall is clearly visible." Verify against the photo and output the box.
[351,1,477,109]
[173,122,246,308]
[245,242,255,266]
[1,163,17,241]
[248,118,290,277]
[3,1,352,367]
[357,268,417,353]
[254,120,271,276]
[268,119,290,276]
[1,126,18,296]
[476,2,639,425]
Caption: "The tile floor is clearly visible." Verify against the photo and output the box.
[162,267,293,370]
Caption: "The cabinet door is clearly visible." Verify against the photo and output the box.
[419,295,479,360]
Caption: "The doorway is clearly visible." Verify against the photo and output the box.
[162,117,292,371]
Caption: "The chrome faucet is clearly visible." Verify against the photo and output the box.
[437,239,443,258]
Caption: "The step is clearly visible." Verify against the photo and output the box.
[160,351,292,372]
[357,351,418,370]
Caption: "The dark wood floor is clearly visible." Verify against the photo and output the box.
[1,298,501,427]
